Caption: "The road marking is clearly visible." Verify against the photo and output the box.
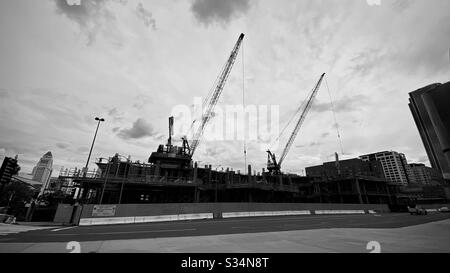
[51,226,77,232]
[50,228,197,236]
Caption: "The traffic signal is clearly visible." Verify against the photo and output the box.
[0,156,21,185]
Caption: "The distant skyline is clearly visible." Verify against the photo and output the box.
[1,0,449,175]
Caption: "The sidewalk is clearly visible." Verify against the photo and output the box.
[1,219,449,253]
[0,223,58,236]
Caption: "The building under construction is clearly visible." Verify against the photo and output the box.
[56,33,393,206]
[57,141,393,205]
[58,154,392,205]
[59,153,313,205]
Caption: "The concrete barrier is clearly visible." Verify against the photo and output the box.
[222,210,311,218]
[315,210,365,215]
[420,204,449,209]
[78,203,390,219]
[79,213,214,226]
[79,216,135,226]
[71,203,390,226]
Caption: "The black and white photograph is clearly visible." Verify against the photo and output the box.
[0,0,449,264]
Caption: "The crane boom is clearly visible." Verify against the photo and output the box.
[188,33,245,157]
[267,73,325,174]
[279,73,325,166]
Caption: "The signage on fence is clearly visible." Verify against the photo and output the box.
[92,205,117,217]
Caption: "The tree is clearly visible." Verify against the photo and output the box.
[38,190,69,207]
[0,180,36,215]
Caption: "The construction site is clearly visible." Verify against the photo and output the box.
[52,33,396,207]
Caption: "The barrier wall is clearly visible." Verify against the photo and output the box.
[420,204,449,209]
[53,204,84,225]
[69,203,391,226]
[79,203,389,219]
[53,204,74,224]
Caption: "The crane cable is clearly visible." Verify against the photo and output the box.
[187,51,229,139]
[324,76,344,156]
[269,82,312,151]
[242,39,247,174]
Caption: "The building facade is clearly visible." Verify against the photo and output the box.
[305,158,391,204]
[407,163,444,185]
[32,151,53,196]
[359,151,409,186]
[305,158,385,179]
[409,82,450,180]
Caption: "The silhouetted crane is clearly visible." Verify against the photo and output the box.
[267,73,326,174]
[183,33,245,159]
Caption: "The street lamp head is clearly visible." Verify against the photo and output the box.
[95,117,105,122]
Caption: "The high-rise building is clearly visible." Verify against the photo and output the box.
[407,163,444,185]
[305,158,385,179]
[409,81,450,180]
[360,151,409,185]
[32,151,53,196]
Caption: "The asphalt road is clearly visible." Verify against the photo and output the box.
[2,213,450,243]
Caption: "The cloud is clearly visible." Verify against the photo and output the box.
[56,143,70,150]
[391,0,415,12]
[52,0,127,45]
[108,107,119,116]
[117,118,157,139]
[296,141,323,148]
[136,2,156,29]
[0,89,9,99]
[191,0,251,26]
[77,147,90,153]
[132,95,152,110]
[312,95,371,113]
[349,48,387,76]
[107,107,125,122]
[204,145,229,158]
[416,155,431,165]
[0,148,6,163]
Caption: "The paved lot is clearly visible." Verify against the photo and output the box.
[0,213,449,253]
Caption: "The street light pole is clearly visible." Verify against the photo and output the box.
[84,117,105,177]
[214,165,221,203]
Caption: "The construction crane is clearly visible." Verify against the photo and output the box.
[266,73,326,174]
[183,33,245,158]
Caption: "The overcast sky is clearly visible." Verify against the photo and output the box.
[1,0,449,176]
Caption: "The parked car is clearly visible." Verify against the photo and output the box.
[408,206,428,215]
[438,207,450,213]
